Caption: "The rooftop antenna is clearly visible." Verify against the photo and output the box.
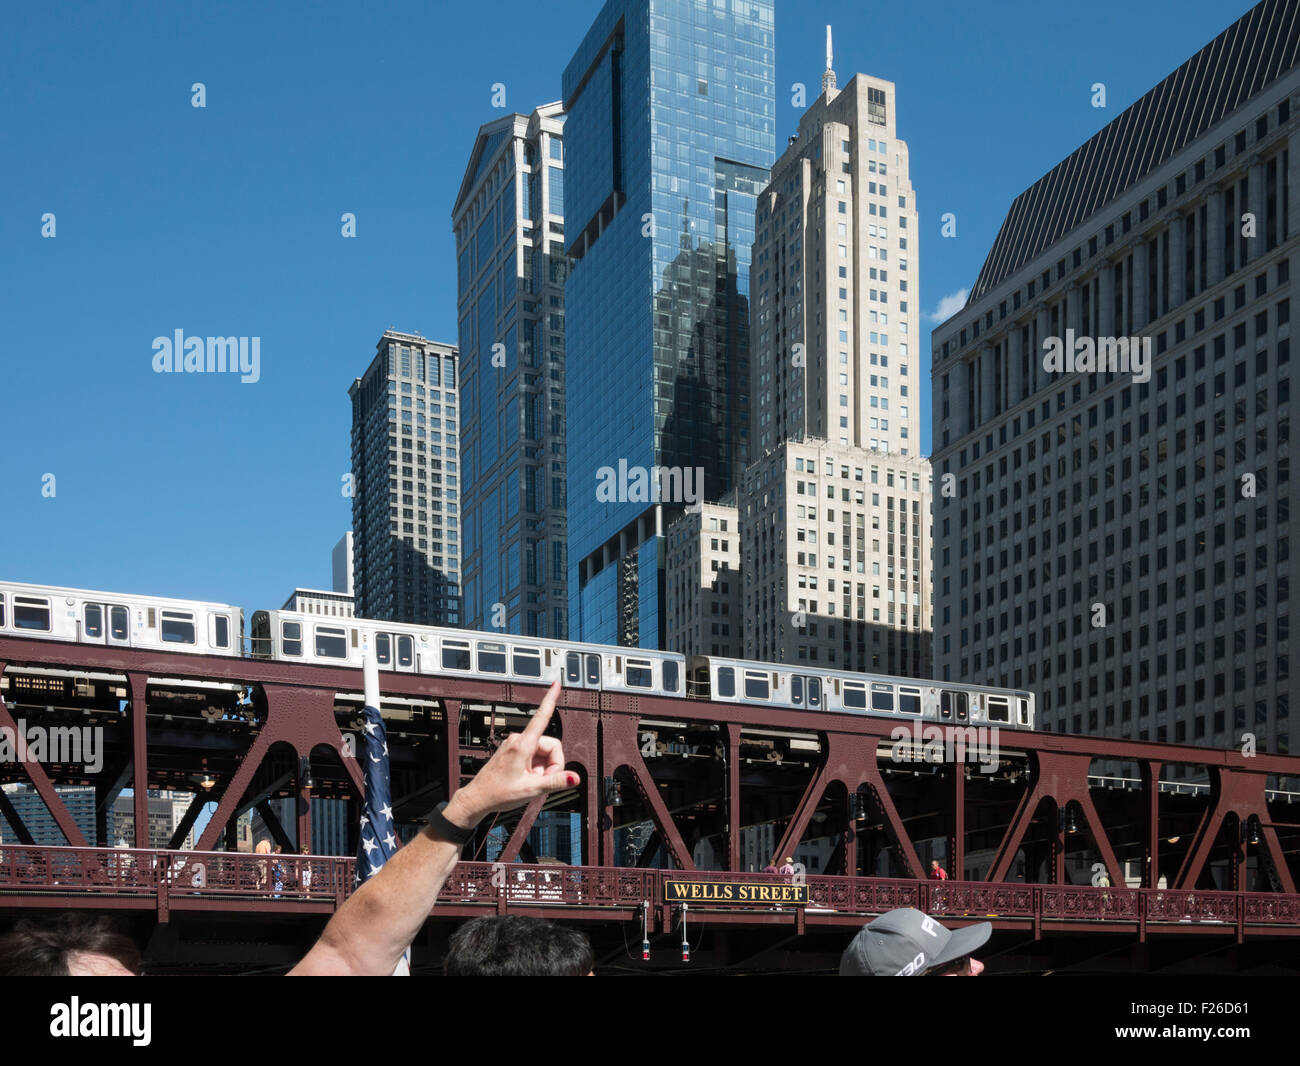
[822,25,836,95]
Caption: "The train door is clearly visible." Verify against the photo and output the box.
[564,651,602,689]
[789,675,821,709]
[82,602,131,647]
[375,633,416,673]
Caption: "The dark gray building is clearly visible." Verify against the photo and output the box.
[931,0,1299,762]
[349,331,462,626]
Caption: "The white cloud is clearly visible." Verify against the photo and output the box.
[928,289,969,324]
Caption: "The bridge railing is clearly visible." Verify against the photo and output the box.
[1,845,1299,928]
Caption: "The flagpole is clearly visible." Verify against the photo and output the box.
[360,650,412,976]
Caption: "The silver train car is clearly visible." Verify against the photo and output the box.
[686,655,1036,729]
[249,610,686,696]
[0,581,244,657]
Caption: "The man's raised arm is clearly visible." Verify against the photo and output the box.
[288,679,575,976]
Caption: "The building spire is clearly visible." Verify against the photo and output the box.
[822,25,836,94]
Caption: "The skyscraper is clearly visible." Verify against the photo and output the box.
[562,0,775,648]
[454,103,570,639]
[662,36,931,671]
[332,531,354,596]
[349,330,462,626]
[751,52,918,455]
[930,0,1299,757]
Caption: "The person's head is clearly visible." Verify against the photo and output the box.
[839,908,990,977]
[0,913,142,976]
[443,915,594,976]
[930,859,939,869]
[300,846,309,855]
[783,856,794,865]
[273,845,282,854]
[255,840,271,855]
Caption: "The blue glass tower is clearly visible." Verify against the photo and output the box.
[562,0,775,647]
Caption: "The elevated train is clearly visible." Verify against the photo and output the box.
[0,581,1035,729]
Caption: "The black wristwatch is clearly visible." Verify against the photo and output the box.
[426,801,475,846]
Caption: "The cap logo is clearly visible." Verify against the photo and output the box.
[920,917,939,938]
[896,952,926,976]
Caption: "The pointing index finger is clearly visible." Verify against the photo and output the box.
[522,679,561,741]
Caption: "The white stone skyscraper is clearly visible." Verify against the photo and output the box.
[751,63,918,457]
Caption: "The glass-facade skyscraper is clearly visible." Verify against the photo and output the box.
[454,103,570,639]
[562,0,775,647]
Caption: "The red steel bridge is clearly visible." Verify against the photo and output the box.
[3,632,1300,973]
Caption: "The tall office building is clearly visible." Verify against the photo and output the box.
[666,41,931,670]
[562,0,775,648]
[349,331,462,626]
[740,441,931,674]
[0,783,96,846]
[931,0,1299,758]
[454,103,570,639]
[332,532,355,596]
[664,499,742,658]
[752,44,919,456]
[109,789,194,850]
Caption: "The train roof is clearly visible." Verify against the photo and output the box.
[1,580,242,614]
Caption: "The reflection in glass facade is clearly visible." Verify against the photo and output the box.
[454,104,569,638]
[563,0,775,647]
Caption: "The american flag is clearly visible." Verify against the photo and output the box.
[355,653,410,975]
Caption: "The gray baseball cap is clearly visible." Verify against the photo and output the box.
[839,907,992,976]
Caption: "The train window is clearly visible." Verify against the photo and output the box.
[213,615,230,649]
[443,640,471,671]
[160,611,196,644]
[987,696,1010,723]
[717,668,735,698]
[743,671,770,700]
[808,678,821,707]
[626,658,653,688]
[662,660,679,693]
[110,606,128,639]
[0,595,5,627]
[315,626,347,658]
[282,621,302,656]
[791,676,804,705]
[397,636,413,668]
[585,655,600,686]
[899,687,921,715]
[478,642,507,674]
[513,648,542,677]
[871,683,894,711]
[375,633,392,664]
[566,652,582,684]
[84,604,103,638]
[844,682,867,709]
[1018,698,1030,725]
[13,597,51,631]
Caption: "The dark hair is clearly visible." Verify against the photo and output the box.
[443,915,593,976]
[0,913,143,976]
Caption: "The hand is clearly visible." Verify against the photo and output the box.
[446,681,577,825]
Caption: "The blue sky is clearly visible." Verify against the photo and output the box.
[0,0,1255,619]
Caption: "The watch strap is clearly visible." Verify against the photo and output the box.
[426,801,474,846]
